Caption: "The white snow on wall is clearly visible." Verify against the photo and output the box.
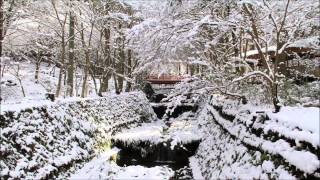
[0,91,156,179]
[267,106,320,134]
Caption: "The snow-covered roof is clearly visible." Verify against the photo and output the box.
[241,46,277,58]
[288,36,320,49]
[231,56,259,65]
[245,58,259,65]
[241,37,319,58]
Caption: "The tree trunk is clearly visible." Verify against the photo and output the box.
[80,23,87,98]
[190,65,195,76]
[0,0,3,58]
[125,49,132,92]
[99,75,110,96]
[98,27,111,95]
[35,60,40,80]
[15,65,26,97]
[67,11,75,97]
[115,23,125,93]
[116,58,124,93]
[113,73,120,94]
[271,83,281,112]
[56,67,63,97]
[98,3,112,95]
[117,65,124,92]
[55,33,66,97]
[18,78,25,97]
[1,65,5,77]
[90,68,98,94]
[232,29,239,56]
[35,49,41,80]
[81,49,89,97]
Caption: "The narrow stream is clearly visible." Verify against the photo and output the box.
[113,140,200,179]
[112,91,201,179]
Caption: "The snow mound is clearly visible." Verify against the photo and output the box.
[268,106,319,134]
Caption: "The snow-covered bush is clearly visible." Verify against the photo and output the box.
[196,107,294,179]
[194,96,320,179]
[279,80,320,106]
[0,91,156,179]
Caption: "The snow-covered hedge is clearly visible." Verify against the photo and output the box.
[0,92,156,179]
[194,96,320,179]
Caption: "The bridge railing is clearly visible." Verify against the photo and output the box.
[146,75,184,85]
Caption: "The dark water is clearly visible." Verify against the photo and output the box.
[117,92,200,179]
[113,140,200,179]
[152,104,198,119]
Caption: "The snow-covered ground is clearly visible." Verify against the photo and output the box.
[0,61,124,105]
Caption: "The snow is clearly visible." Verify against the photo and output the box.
[261,160,275,173]
[212,95,320,147]
[208,105,320,174]
[113,121,165,144]
[0,63,57,103]
[202,95,320,178]
[240,36,319,58]
[268,106,320,134]
[288,36,320,48]
[114,165,174,180]
[113,112,202,148]
[189,156,204,180]
[193,106,293,179]
[0,99,54,112]
[0,62,126,107]
[70,149,174,180]
[1,91,156,179]
[241,45,277,57]
[1,0,319,179]
[70,149,120,180]
[167,114,202,148]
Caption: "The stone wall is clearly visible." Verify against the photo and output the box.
[0,92,156,179]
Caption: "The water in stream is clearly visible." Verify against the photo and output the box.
[112,91,201,179]
[113,140,200,179]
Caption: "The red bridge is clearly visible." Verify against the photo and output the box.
[146,75,184,84]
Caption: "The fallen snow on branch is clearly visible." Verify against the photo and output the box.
[232,71,273,83]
